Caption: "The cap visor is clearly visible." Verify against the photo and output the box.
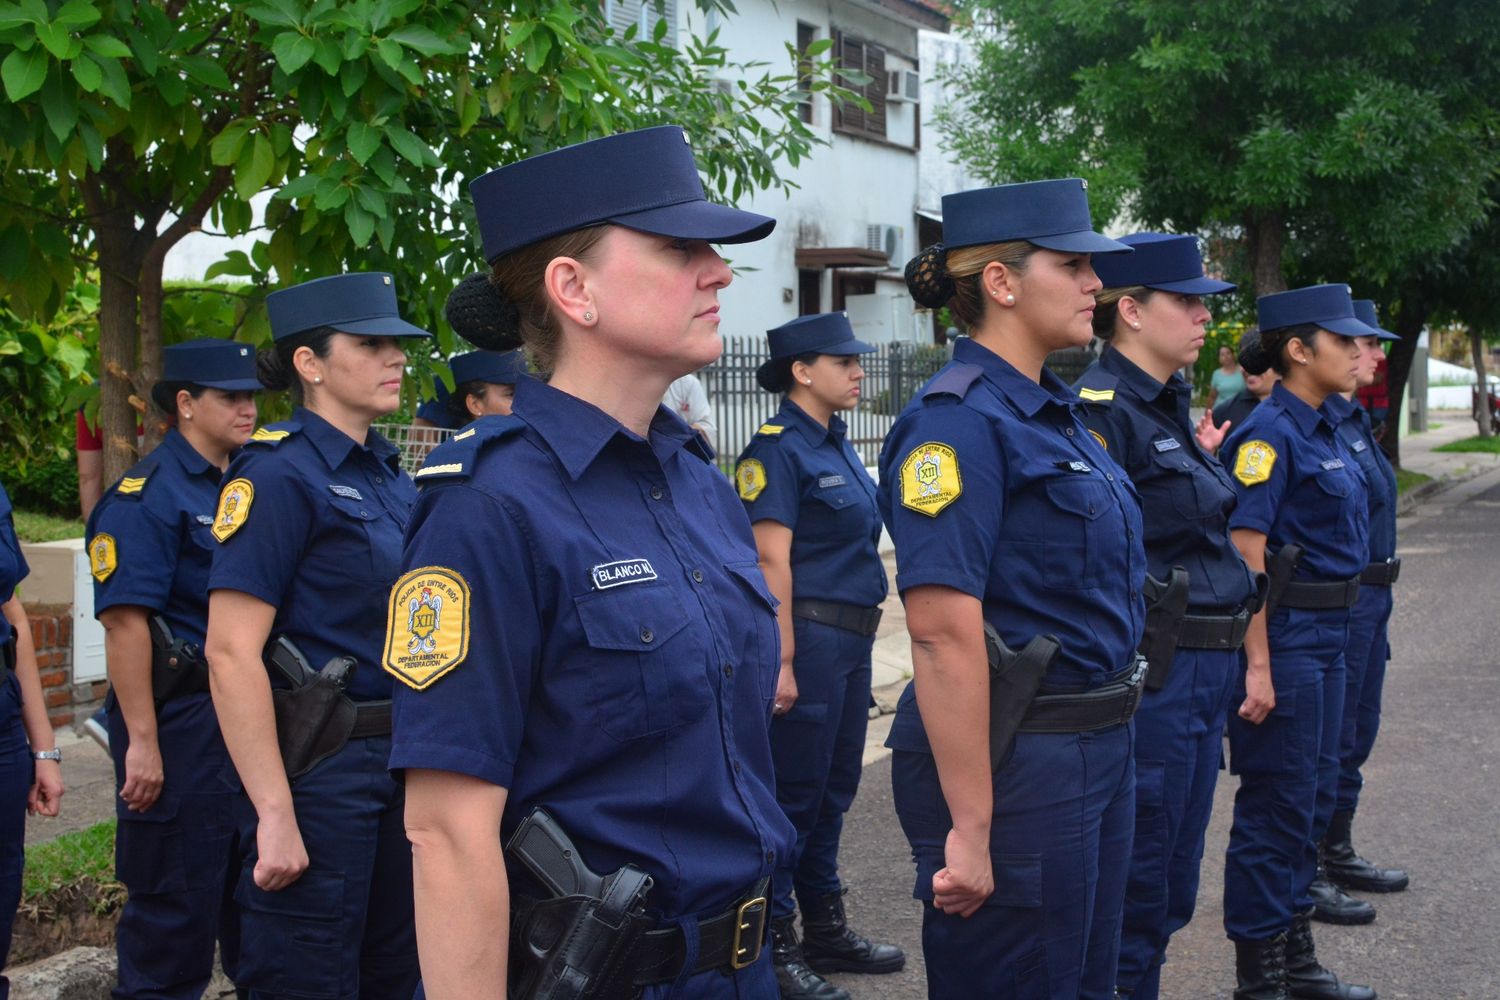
[1029,230,1135,255]
[1147,276,1238,295]
[332,317,434,339]
[1319,316,1383,338]
[196,377,265,391]
[612,200,776,245]
[820,338,878,355]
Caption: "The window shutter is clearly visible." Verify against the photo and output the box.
[865,46,886,138]
[840,34,866,133]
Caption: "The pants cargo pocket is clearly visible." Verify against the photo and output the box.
[115,800,187,895]
[234,866,347,998]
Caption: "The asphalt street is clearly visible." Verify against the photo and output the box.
[827,470,1500,1000]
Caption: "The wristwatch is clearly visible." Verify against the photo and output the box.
[32,748,61,762]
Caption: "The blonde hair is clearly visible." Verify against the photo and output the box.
[942,242,1035,327]
[490,225,608,374]
[1091,285,1152,340]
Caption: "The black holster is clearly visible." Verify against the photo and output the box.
[265,637,358,781]
[1139,568,1190,691]
[986,624,1061,770]
[1263,544,1305,619]
[148,615,211,706]
[507,808,654,1000]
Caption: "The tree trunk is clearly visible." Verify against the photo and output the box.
[1245,211,1288,296]
[1471,326,1494,438]
[1381,302,1428,470]
[89,203,150,487]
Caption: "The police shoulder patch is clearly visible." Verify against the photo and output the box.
[1233,439,1278,486]
[88,533,117,582]
[900,441,962,516]
[212,477,255,542]
[383,566,471,690]
[736,458,767,501]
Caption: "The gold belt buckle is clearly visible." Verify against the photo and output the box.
[729,894,768,970]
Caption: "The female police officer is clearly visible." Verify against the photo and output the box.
[88,339,261,998]
[1307,302,1408,925]
[1221,285,1376,1000]
[880,178,1145,999]
[1,478,64,997]
[444,350,527,426]
[736,313,902,999]
[384,126,796,999]
[204,274,431,1000]
[1073,235,1260,999]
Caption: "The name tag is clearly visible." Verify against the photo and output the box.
[1055,460,1092,474]
[817,475,846,488]
[1321,459,1345,471]
[195,514,214,525]
[1152,437,1181,453]
[591,559,658,590]
[1351,439,1367,453]
[329,484,363,500]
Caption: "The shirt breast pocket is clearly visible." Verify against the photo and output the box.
[326,496,404,583]
[574,582,710,742]
[1149,450,1222,520]
[1041,476,1112,590]
[724,560,781,705]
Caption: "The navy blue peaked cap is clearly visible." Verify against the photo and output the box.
[1351,299,1400,341]
[470,126,776,263]
[450,349,527,385]
[160,338,262,390]
[1257,284,1379,338]
[1093,233,1235,294]
[942,178,1131,255]
[265,272,432,342]
[757,312,874,391]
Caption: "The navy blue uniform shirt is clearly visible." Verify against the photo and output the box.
[0,482,25,604]
[878,337,1147,691]
[734,399,886,608]
[87,429,223,646]
[207,408,414,701]
[1076,348,1258,612]
[387,377,795,920]
[1324,394,1397,563]
[1224,383,1369,581]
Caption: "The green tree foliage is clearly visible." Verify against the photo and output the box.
[0,0,848,482]
[941,0,1500,463]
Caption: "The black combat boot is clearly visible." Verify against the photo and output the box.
[1233,931,1290,1000]
[1285,911,1376,1000]
[1308,875,1376,925]
[1321,809,1409,893]
[771,916,851,1000]
[799,889,905,975]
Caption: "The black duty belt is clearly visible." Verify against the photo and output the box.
[1018,658,1148,734]
[630,878,770,984]
[791,599,883,637]
[1178,608,1252,650]
[1359,558,1401,587]
[349,700,393,739]
[1279,577,1361,610]
[1,630,14,673]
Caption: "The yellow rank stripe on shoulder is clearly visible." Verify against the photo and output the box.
[757,423,785,435]
[736,458,766,501]
[452,427,476,441]
[116,476,148,495]
[212,477,254,542]
[1078,387,1115,402]
[415,463,464,477]
[383,566,471,690]
[251,428,289,442]
[899,441,962,516]
[88,533,117,582]
[1234,439,1277,486]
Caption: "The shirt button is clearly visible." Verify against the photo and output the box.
[1106,473,1114,481]
[1065,427,1075,437]
[692,569,704,583]
[1088,504,1096,515]
[640,627,654,643]
[375,476,384,484]
[723,664,733,678]
[1131,590,1139,601]
[766,850,776,863]
[359,510,370,519]
[733,761,742,775]
[650,486,664,501]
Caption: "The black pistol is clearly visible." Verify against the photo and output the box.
[985,624,1061,770]
[1139,568,1190,691]
[1263,543,1305,619]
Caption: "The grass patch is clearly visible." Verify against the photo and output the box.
[1432,435,1500,454]
[22,820,119,904]
[1396,469,1434,496]
[13,508,85,543]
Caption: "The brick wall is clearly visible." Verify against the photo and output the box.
[26,603,107,731]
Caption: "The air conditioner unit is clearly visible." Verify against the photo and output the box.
[866,223,902,262]
[887,69,920,104]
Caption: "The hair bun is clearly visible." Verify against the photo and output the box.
[445,271,522,351]
[905,243,955,308]
[1237,328,1271,376]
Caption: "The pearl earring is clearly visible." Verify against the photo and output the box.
[1005,294,1015,305]
[313,376,322,384]
[184,413,193,420]
[583,311,593,322]
[1131,322,1141,330]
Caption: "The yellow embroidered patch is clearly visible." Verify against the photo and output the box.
[900,442,962,516]
[117,476,148,495]
[756,423,785,436]
[212,478,255,542]
[736,458,767,502]
[383,566,471,690]
[1088,428,1108,451]
[88,533,117,582]
[251,428,289,443]
[1078,387,1115,402]
[1233,440,1278,486]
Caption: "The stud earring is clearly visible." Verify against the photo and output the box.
[184,413,193,420]
[583,311,593,322]
[1131,322,1141,330]
[1005,294,1015,305]
[313,376,323,384]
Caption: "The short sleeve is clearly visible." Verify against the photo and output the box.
[1226,430,1288,535]
[736,439,802,531]
[387,483,539,789]
[0,485,27,599]
[206,451,313,608]
[882,404,1005,600]
[91,499,178,615]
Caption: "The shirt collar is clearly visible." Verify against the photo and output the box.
[954,337,1078,417]
[1320,392,1357,425]
[159,427,219,479]
[1098,346,1187,406]
[778,398,846,444]
[294,407,401,472]
[1270,382,1331,436]
[514,377,711,480]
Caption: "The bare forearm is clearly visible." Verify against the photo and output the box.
[210,653,293,817]
[103,613,157,742]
